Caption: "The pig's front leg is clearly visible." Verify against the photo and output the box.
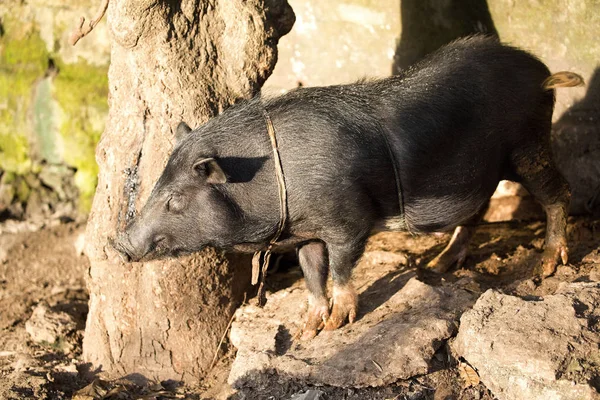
[298,241,330,340]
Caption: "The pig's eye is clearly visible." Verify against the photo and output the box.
[167,195,185,213]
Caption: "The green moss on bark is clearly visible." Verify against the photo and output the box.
[0,17,49,174]
[54,60,108,212]
[0,13,108,213]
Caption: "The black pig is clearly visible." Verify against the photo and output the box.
[113,36,583,339]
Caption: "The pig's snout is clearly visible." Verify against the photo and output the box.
[111,228,168,262]
[111,233,137,262]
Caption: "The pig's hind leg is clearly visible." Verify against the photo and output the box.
[297,241,330,340]
[510,145,570,277]
[425,226,476,273]
[424,204,489,273]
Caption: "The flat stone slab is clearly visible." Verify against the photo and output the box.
[453,282,600,400]
[228,266,474,388]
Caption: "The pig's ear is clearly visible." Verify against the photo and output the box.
[193,158,227,184]
[175,121,192,143]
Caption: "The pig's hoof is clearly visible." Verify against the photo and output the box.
[300,300,329,341]
[424,247,467,273]
[537,243,569,277]
[324,285,358,331]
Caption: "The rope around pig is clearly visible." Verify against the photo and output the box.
[252,109,289,307]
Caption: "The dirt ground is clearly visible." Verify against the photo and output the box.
[0,215,599,399]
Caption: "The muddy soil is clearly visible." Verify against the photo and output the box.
[0,216,599,399]
[0,221,89,399]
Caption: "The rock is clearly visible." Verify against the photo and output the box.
[483,181,547,222]
[0,234,20,264]
[0,171,16,213]
[453,283,600,400]
[25,303,77,346]
[74,232,86,256]
[362,250,408,266]
[229,277,475,388]
[583,249,600,265]
[13,353,37,372]
[289,389,325,400]
[492,181,530,198]
[38,165,68,200]
[264,1,401,93]
[24,190,47,223]
[589,265,600,283]
[484,193,544,223]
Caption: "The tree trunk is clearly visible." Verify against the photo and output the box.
[83,0,294,380]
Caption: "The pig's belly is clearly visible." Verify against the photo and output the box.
[375,187,495,234]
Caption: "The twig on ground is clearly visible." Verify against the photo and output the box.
[209,293,247,371]
[69,0,110,46]
[371,359,383,373]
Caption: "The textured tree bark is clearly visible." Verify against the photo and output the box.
[83,0,294,380]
